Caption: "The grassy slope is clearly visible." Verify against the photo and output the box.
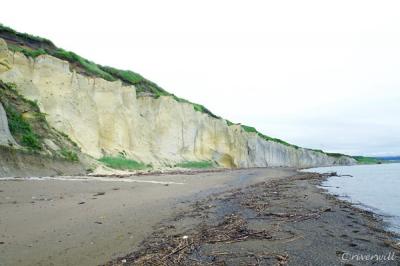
[0,81,79,161]
[352,156,382,164]
[0,23,355,161]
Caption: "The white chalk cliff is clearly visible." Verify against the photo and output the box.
[0,40,356,168]
[0,39,18,147]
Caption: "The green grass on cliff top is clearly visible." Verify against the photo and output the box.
[0,23,354,159]
[353,156,382,164]
[1,23,220,119]
[240,125,300,149]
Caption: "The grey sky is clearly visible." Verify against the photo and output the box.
[3,0,400,156]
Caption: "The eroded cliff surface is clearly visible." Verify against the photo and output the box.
[0,39,17,147]
[0,41,356,168]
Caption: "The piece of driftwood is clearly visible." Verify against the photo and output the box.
[321,172,353,178]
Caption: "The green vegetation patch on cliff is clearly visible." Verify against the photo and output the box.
[4,105,41,150]
[241,125,299,149]
[0,82,43,151]
[60,148,79,162]
[7,44,47,59]
[326,152,348,158]
[0,24,53,48]
[175,161,214,169]
[353,156,382,164]
[172,96,220,119]
[51,48,116,81]
[0,80,80,161]
[99,156,148,170]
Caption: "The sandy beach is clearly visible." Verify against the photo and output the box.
[1,168,399,265]
[0,168,296,266]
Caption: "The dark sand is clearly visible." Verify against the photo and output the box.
[106,172,400,266]
[0,168,296,266]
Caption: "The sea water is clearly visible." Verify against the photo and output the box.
[304,163,400,234]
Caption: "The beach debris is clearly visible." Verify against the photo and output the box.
[383,240,400,251]
[94,192,106,196]
[276,254,289,264]
[78,201,86,205]
[121,259,127,263]
[94,221,103,225]
[321,172,353,178]
[110,213,275,265]
[321,172,338,177]
[336,250,345,255]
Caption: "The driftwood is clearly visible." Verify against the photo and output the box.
[321,172,353,178]
[108,214,280,265]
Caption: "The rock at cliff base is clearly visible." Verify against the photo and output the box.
[0,102,19,147]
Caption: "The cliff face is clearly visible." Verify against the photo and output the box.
[0,101,18,147]
[0,43,356,168]
[0,39,85,177]
[0,39,16,147]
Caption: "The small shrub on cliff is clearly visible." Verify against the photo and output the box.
[4,105,41,150]
[226,120,235,126]
[241,125,258,133]
[8,44,47,58]
[23,48,47,58]
[99,156,147,170]
[326,152,347,158]
[60,149,79,162]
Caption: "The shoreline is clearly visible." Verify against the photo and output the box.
[319,181,400,241]
[305,163,400,237]
[0,168,399,265]
[106,172,400,265]
[317,174,400,239]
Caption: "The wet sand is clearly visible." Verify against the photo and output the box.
[0,168,296,266]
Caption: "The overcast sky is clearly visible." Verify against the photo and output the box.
[2,1,400,156]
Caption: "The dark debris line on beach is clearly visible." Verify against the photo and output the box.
[105,173,400,266]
